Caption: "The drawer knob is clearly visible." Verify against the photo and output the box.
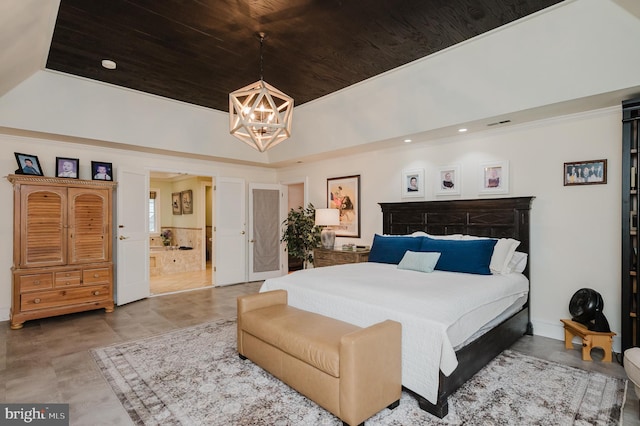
[93,291,100,296]
[94,273,100,278]
[34,280,40,285]
[65,273,70,277]
[65,281,70,285]
[34,298,41,304]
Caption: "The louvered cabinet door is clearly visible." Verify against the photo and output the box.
[67,188,110,264]
[19,186,67,267]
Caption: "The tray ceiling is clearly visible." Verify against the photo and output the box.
[46,0,561,112]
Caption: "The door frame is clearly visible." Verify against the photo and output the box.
[147,168,215,292]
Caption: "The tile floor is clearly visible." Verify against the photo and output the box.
[149,262,213,295]
[0,281,637,425]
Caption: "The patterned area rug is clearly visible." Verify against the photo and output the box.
[91,318,626,425]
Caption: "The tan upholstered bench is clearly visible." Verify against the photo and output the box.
[237,289,402,426]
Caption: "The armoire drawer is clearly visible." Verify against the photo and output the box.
[18,272,54,293]
[20,285,111,312]
[55,270,82,288]
[83,267,111,285]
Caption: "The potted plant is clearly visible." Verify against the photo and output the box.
[281,203,321,269]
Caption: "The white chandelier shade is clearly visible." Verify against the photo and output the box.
[229,79,294,152]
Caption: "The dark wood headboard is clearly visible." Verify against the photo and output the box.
[379,197,535,273]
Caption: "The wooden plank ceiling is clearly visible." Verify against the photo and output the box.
[46,0,561,112]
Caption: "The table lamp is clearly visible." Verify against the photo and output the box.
[315,208,340,249]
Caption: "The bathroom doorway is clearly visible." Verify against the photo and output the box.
[148,171,213,295]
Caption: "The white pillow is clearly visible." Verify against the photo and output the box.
[411,231,463,240]
[506,251,528,274]
[460,234,490,240]
[397,251,441,273]
[490,238,521,274]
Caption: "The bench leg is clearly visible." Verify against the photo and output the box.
[340,399,399,426]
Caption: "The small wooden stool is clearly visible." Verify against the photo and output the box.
[561,319,616,362]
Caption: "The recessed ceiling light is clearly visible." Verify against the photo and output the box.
[403,139,412,143]
[458,128,468,133]
[101,59,117,70]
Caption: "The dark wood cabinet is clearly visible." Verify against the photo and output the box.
[622,98,640,351]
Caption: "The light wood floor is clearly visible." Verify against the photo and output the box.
[149,262,213,295]
[0,282,637,425]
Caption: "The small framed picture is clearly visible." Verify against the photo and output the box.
[172,192,182,215]
[435,165,460,196]
[55,157,79,179]
[181,189,193,214]
[14,152,44,176]
[564,159,607,186]
[91,161,113,181]
[479,161,509,194]
[401,169,424,198]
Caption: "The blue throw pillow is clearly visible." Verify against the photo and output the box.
[420,237,497,275]
[368,234,423,264]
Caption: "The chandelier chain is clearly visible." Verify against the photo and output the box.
[259,33,265,81]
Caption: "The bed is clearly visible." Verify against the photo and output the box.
[261,196,534,418]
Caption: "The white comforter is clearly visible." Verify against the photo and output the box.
[260,262,529,404]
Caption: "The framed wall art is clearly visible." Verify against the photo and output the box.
[91,161,113,181]
[327,175,360,238]
[401,168,424,198]
[181,189,193,214]
[172,192,182,215]
[56,157,79,179]
[14,152,43,176]
[435,165,460,196]
[479,161,509,194]
[564,159,607,186]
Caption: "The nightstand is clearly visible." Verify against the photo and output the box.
[313,247,370,268]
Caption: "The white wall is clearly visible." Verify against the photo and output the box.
[0,133,277,321]
[277,106,622,349]
[0,106,624,350]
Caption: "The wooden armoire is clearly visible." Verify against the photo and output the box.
[8,174,117,329]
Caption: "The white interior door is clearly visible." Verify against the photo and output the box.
[116,168,150,304]
[215,177,247,286]
[249,183,287,281]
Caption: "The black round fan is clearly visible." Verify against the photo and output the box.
[569,288,611,332]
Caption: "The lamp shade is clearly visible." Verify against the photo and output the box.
[315,208,340,226]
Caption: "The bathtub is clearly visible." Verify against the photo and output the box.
[149,246,202,276]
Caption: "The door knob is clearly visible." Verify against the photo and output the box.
[250,239,255,243]
[119,235,129,240]
[241,231,245,235]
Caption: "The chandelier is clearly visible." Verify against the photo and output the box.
[229,33,294,152]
